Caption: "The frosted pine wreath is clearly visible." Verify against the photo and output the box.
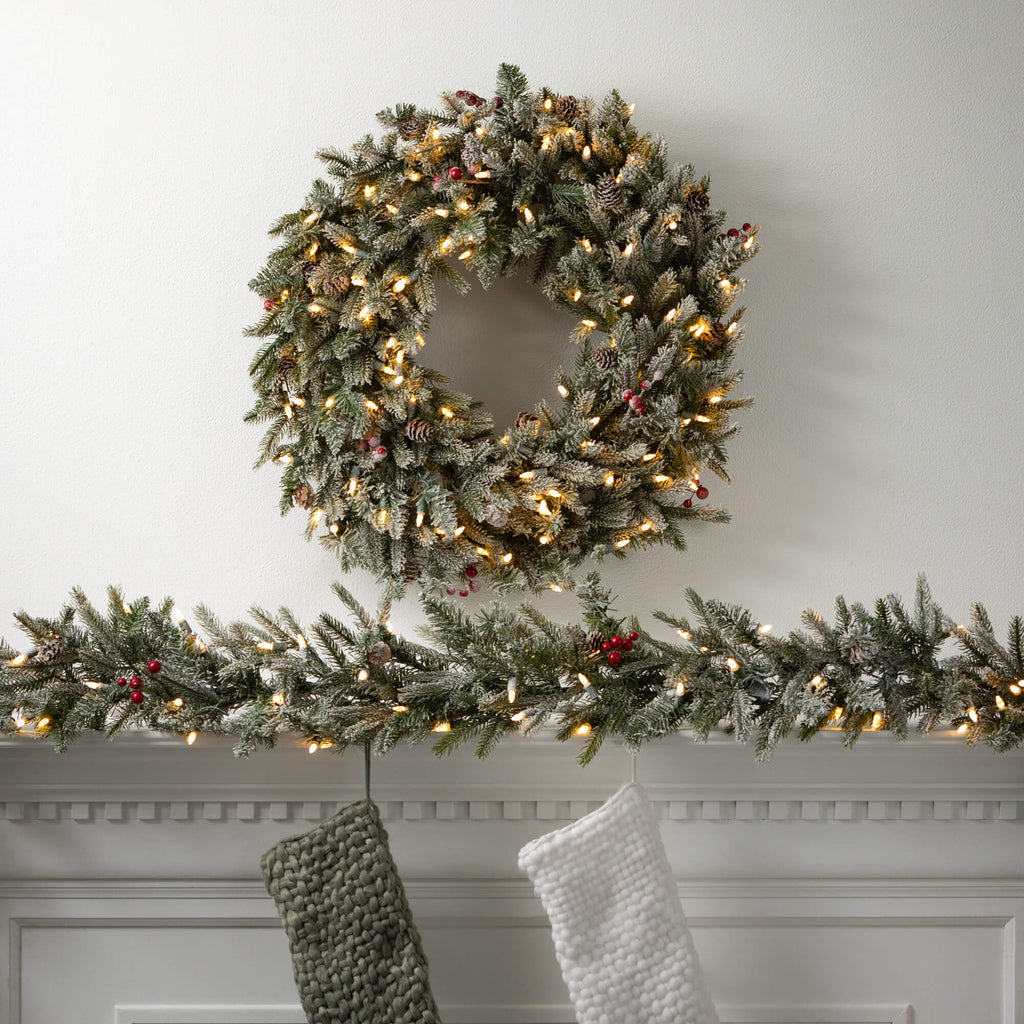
[248,64,759,593]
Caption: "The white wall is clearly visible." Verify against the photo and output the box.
[2,0,1023,637]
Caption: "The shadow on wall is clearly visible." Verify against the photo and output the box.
[425,270,580,432]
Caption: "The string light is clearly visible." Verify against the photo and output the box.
[276,453,293,465]
[589,415,601,426]
[8,653,27,667]
[726,658,740,672]
[664,308,678,322]
[271,692,285,706]
[615,537,630,548]
[968,707,979,723]
[457,200,470,211]
[523,207,534,222]
[187,731,197,746]
[434,207,449,217]
[582,145,591,159]
[675,680,686,696]
[507,685,517,703]
[357,669,369,682]
[577,673,590,688]
[557,384,569,397]
[324,397,335,409]
[365,399,379,411]
[454,525,466,536]
[996,695,1006,709]
[458,249,473,260]
[654,474,671,483]
[621,294,634,306]
[308,741,319,754]
[604,474,615,487]
[392,277,408,292]
[474,169,491,178]
[574,723,591,737]
[302,211,319,227]
[392,705,408,713]
[385,203,399,214]
[642,453,658,462]
[511,710,526,722]
[667,220,677,230]
[171,697,184,708]
[502,552,513,564]
[352,275,366,286]
[358,305,372,320]
[581,238,593,252]
[84,680,103,690]
[871,712,884,730]
[36,717,50,729]
[537,499,552,517]
[363,184,375,198]
[519,470,534,480]
[549,584,563,592]
[432,722,451,733]
[572,289,581,301]
[441,407,454,418]
[957,722,969,734]
[622,242,634,257]
[544,97,552,110]
[409,171,421,181]
[1012,683,1022,695]
[759,624,773,634]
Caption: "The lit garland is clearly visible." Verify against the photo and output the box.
[247,64,758,594]
[1,577,1021,764]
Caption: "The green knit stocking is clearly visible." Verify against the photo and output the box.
[261,799,441,1024]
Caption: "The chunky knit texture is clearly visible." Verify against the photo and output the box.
[518,783,719,1024]
[260,799,441,1024]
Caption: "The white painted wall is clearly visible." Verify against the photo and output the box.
[2,1,1023,636]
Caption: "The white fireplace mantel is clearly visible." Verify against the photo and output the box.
[2,732,1023,1023]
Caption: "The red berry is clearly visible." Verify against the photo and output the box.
[610,635,623,649]
[469,95,482,106]
[445,586,456,596]
[697,486,709,499]
[117,676,127,687]
[375,446,388,456]
[622,390,634,401]
[727,227,739,238]
[448,166,463,181]
[718,233,726,241]
[456,90,466,98]
[459,589,469,597]
[493,97,503,108]
[742,223,751,231]
[601,641,612,652]
[628,630,639,641]
[263,298,274,312]
[641,380,651,390]
[634,402,646,415]
[130,690,144,704]
[432,174,444,189]
[683,498,693,508]
[129,676,142,690]
[464,565,478,578]
[468,578,480,592]
[607,651,623,666]
[621,639,634,652]
[148,659,161,674]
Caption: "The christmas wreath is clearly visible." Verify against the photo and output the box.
[247,64,758,594]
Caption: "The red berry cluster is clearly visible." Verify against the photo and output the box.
[682,479,710,509]
[622,379,653,416]
[454,90,502,109]
[446,564,481,598]
[358,433,388,463]
[263,298,275,312]
[601,630,640,666]
[718,223,753,243]
[117,660,160,704]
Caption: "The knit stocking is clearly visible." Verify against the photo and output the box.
[518,783,718,1024]
[261,799,441,1024]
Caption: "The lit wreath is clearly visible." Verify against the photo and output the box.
[248,64,759,594]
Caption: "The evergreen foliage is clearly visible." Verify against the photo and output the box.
[247,65,758,594]
[2,578,1020,763]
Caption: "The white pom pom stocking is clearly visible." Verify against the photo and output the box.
[518,783,718,1024]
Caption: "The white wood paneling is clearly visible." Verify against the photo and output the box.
[2,733,1022,1023]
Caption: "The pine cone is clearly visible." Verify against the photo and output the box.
[514,411,540,431]
[322,270,350,296]
[686,187,710,213]
[402,559,419,582]
[591,346,616,370]
[36,636,65,665]
[461,138,484,166]
[596,175,624,212]
[277,354,298,386]
[399,114,424,141]
[586,629,606,651]
[404,419,434,442]
[484,503,508,528]
[292,483,316,510]
[368,641,392,666]
[555,95,578,121]
[698,322,731,358]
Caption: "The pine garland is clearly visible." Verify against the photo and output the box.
[2,576,1021,764]
[247,64,759,595]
